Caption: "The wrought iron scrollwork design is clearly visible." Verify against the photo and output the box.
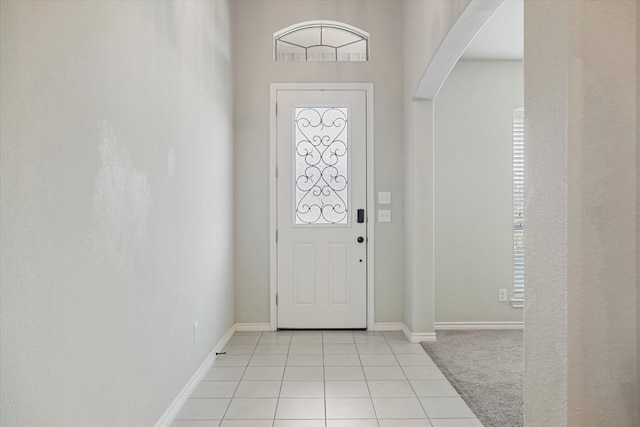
[295,107,349,224]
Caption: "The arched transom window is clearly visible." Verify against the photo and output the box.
[274,20,369,62]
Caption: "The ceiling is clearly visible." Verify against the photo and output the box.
[461,0,523,60]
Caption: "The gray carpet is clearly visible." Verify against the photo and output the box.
[421,330,523,427]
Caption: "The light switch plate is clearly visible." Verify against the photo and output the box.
[378,191,391,204]
[378,210,391,222]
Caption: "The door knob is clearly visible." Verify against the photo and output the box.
[357,236,364,243]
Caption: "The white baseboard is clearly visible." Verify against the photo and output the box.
[154,324,236,427]
[372,322,436,342]
[234,322,273,332]
[401,323,437,343]
[434,321,524,330]
[371,322,404,332]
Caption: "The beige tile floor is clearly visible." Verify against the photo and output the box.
[172,330,483,427]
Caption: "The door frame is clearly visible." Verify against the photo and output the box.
[269,83,375,331]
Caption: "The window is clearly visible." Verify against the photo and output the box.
[274,21,369,62]
[512,107,525,307]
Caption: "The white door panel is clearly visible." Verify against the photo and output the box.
[276,89,367,329]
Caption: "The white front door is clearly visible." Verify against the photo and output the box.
[276,89,368,329]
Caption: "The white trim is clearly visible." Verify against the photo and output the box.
[373,322,437,342]
[269,86,278,331]
[154,324,236,427]
[270,83,375,331]
[402,323,437,343]
[234,323,273,332]
[434,321,524,330]
[364,86,375,331]
[372,322,404,332]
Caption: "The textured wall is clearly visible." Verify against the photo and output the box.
[231,0,405,324]
[0,1,234,425]
[434,60,524,323]
[525,0,638,425]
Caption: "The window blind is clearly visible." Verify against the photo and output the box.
[513,108,525,298]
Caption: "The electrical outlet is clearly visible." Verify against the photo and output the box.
[194,321,199,342]
[498,289,508,302]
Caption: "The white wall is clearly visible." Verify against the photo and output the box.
[434,60,523,323]
[0,1,234,425]
[525,0,638,425]
[231,0,405,324]
[402,0,470,334]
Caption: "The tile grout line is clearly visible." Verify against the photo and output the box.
[362,332,379,424]
[322,332,327,427]
[220,331,261,422]
[273,331,292,422]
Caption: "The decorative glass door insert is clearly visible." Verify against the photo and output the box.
[294,106,349,225]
